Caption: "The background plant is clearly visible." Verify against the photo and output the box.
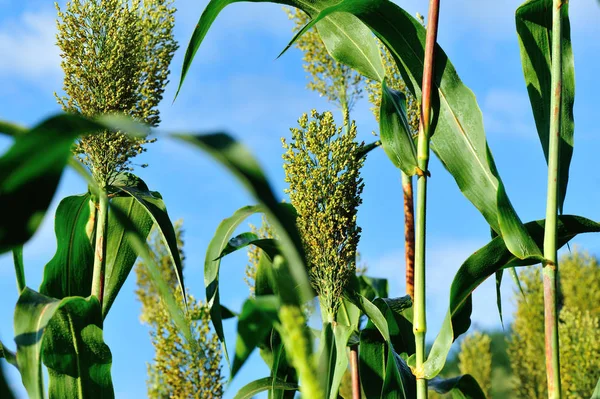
[136,222,224,398]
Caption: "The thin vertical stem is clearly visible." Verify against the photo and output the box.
[414,1,440,398]
[402,172,415,299]
[350,345,360,399]
[543,1,563,397]
[91,190,109,308]
[13,246,25,293]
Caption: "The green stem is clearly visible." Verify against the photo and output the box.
[543,1,563,397]
[414,1,440,397]
[13,246,25,293]
[91,190,108,308]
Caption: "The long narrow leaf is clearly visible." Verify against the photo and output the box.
[423,215,600,379]
[284,0,542,261]
[12,246,25,293]
[379,78,419,176]
[232,296,280,379]
[0,115,102,253]
[108,203,199,355]
[14,288,113,399]
[116,186,185,306]
[516,0,575,212]
[102,194,153,317]
[177,0,383,97]
[172,133,313,326]
[429,375,486,399]
[40,194,95,299]
[233,377,298,399]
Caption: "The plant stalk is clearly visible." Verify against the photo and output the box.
[402,172,415,298]
[543,1,563,397]
[350,344,360,399]
[13,246,26,293]
[414,1,440,397]
[91,190,109,308]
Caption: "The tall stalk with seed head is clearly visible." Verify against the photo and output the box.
[55,0,177,306]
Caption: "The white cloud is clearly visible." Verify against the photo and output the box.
[0,11,61,82]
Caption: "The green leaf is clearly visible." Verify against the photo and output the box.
[375,297,415,357]
[218,232,280,261]
[287,0,542,261]
[108,203,198,355]
[0,340,17,369]
[379,78,419,176]
[42,295,113,398]
[423,215,600,379]
[14,288,113,399]
[358,327,414,399]
[495,269,504,327]
[429,375,486,399]
[344,290,390,341]
[115,185,185,306]
[232,296,280,379]
[233,376,298,399]
[102,193,153,318]
[40,194,96,299]
[592,376,600,399]
[172,133,313,340]
[330,323,353,399]
[516,0,574,213]
[12,246,25,293]
[357,275,389,301]
[317,322,335,398]
[0,114,102,253]
[177,0,383,97]
[0,363,15,399]
[201,204,265,365]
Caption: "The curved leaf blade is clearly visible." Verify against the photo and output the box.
[176,0,383,97]
[290,0,541,260]
[0,115,102,253]
[424,215,600,379]
[233,376,298,399]
[232,296,280,379]
[379,78,419,176]
[116,186,185,307]
[42,296,114,398]
[108,202,199,355]
[516,0,574,213]
[429,375,486,399]
[172,133,312,313]
[14,288,113,399]
[102,194,153,317]
[40,194,96,299]
[200,204,264,365]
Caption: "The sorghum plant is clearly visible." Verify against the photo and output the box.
[136,223,224,399]
[282,110,364,319]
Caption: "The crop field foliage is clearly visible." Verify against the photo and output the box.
[0,0,599,399]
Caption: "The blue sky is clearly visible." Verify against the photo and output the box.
[1,0,599,397]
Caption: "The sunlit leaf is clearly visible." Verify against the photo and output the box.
[0,115,102,253]
[40,194,95,299]
[284,0,542,261]
[423,215,600,379]
[516,0,574,212]
[233,376,298,399]
[177,0,383,97]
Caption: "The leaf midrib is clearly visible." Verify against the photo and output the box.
[371,7,499,190]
